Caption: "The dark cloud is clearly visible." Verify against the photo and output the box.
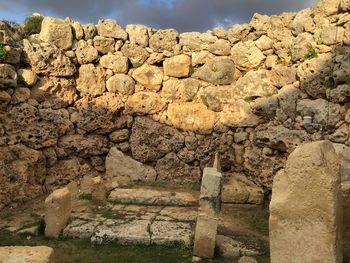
[0,0,319,32]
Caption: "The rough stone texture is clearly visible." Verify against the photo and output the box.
[131,64,163,91]
[40,17,73,50]
[193,213,218,259]
[231,41,265,70]
[199,167,222,214]
[0,246,54,263]
[45,187,72,238]
[151,221,193,246]
[0,144,46,210]
[22,40,76,77]
[17,69,37,87]
[194,57,235,85]
[97,19,128,40]
[130,117,184,162]
[0,63,17,88]
[126,24,149,47]
[76,64,106,97]
[269,140,343,263]
[93,36,115,54]
[179,32,218,51]
[333,144,350,181]
[167,103,217,133]
[216,235,260,259]
[75,40,99,64]
[164,54,191,78]
[105,147,156,182]
[126,92,165,115]
[100,54,128,73]
[149,29,178,52]
[106,74,135,95]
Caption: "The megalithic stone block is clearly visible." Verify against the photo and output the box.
[199,167,222,214]
[193,213,218,258]
[269,140,343,263]
[45,187,71,238]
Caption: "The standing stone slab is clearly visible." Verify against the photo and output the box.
[269,140,343,263]
[193,213,218,258]
[45,187,72,238]
[199,167,222,215]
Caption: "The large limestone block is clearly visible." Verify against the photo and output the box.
[167,103,217,133]
[126,24,149,47]
[97,19,128,40]
[75,40,99,64]
[333,144,350,181]
[194,57,235,85]
[100,54,128,73]
[231,40,265,70]
[149,29,178,52]
[106,74,135,95]
[125,91,165,115]
[121,43,150,66]
[93,36,115,54]
[0,246,54,263]
[40,17,73,50]
[76,64,106,97]
[45,187,72,238]
[193,213,218,258]
[269,140,343,263]
[131,64,163,91]
[163,54,191,78]
[106,147,156,182]
[199,167,222,215]
[179,32,218,51]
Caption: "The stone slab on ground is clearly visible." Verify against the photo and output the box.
[108,188,198,206]
[0,246,54,263]
[215,235,260,259]
[150,220,193,246]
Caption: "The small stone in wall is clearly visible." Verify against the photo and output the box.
[163,54,191,78]
[131,64,163,91]
[93,36,115,54]
[40,17,73,50]
[11,87,30,104]
[231,40,265,70]
[100,54,129,73]
[106,74,135,95]
[71,21,84,40]
[179,32,218,52]
[76,64,106,97]
[75,40,99,64]
[126,24,150,47]
[121,43,150,66]
[149,29,178,52]
[125,91,166,115]
[208,39,231,56]
[0,64,17,88]
[17,69,37,87]
[83,23,97,40]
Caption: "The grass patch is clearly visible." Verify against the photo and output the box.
[92,206,127,220]
[79,193,92,200]
[244,96,259,103]
[23,15,44,38]
[188,66,195,76]
[316,36,324,45]
[0,44,8,62]
[305,46,318,60]
[345,76,350,85]
[241,70,248,77]
[133,62,143,68]
[0,230,194,263]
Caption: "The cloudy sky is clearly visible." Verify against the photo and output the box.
[0,0,318,32]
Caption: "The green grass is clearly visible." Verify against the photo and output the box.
[133,62,143,68]
[188,66,195,76]
[79,193,92,201]
[0,230,193,263]
[316,36,324,45]
[23,15,44,38]
[0,44,7,62]
[345,76,350,85]
[304,46,318,60]
[241,70,248,77]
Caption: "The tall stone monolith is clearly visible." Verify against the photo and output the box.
[269,140,343,263]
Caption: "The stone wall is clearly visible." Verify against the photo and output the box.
[0,0,350,209]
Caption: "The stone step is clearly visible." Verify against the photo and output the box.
[108,188,199,206]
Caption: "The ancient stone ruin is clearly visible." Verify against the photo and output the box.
[0,0,349,261]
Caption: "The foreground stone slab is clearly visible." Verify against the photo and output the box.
[0,246,54,263]
[269,140,343,263]
[150,221,193,247]
[193,213,218,259]
[45,187,71,238]
[108,188,198,206]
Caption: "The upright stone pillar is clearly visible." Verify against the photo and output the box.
[269,140,343,263]
[193,158,222,259]
[45,187,71,238]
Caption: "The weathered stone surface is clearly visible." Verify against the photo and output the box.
[156,153,201,183]
[11,87,30,104]
[221,175,264,205]
[297,99,341,126]
[22,40,76,77]
[71,21,84,40]
[269,140,343,263]
[164,54,191,78]
[208,39,231,56]
[4,46,22,64]
[151,221,193,246]
[106,74,135,95]
[17,69,37,87]
[193,213,218,258]
[159,207,198,222]
[0,21,15,45]
[40,17,73,50]
[255,35,273,51]
[198,85,234,112]
[194,57,235,85]
[192,50,215,66]
[97,19,128,40]
[63,219,100,239]
[231,41,265,70]
[297,53,334,98]
[126,92,165,115]
[234,70,277,99]
[333,52,350,84]
[126,24,149,47]
[130,117,184,162]
[268,64,297,88]
[106,147,156,182]
[75,40,99,64]
[0,144,46,210]
[45,187,71,238]
[149,29,178,52]
[238,256,258,263]
[93,36,115,54]
[132,64,163,91]
[76,64,106,97]
[109,129,129,142]
[0,246,54,263]
[161,78,200,102]
[100,54,128,73]
[321,25,345,45]
[216,235,260,259]
[83,23,97,40]
[291,8,314,35]
[228,24,251,44]
[333,143,350,181]
[121,43,150,66]
[254,125,309,153]
[167,103,217,133]
[179,32,218,51]
[0,64,17,88]
[80,175,106,203]
[108,188,198,206]
[219,100,262,128]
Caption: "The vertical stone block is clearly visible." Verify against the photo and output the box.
[199,167,222,214]
[45,187,71,238]
[269,140,343,263]
[193,213,218,258]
